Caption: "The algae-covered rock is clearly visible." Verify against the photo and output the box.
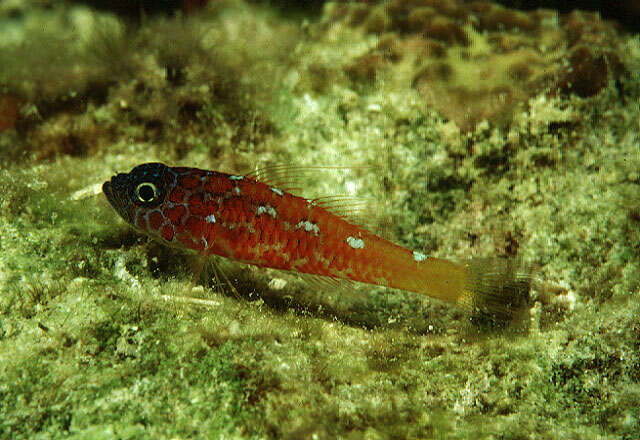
[326,0,628,131]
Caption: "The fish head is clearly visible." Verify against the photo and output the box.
[103,162,169,231]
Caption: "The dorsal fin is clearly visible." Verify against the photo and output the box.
[245,164,375,196]
[245,164,389,235]
[311,195,376,230]
[244,164,335,194]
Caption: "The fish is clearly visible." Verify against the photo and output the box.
[103,162,532,320]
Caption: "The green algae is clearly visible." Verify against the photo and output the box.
[1,1,640,439]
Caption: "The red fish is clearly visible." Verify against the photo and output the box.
[103,163,531,319]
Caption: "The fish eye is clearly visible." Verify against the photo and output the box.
[135,182,158,203]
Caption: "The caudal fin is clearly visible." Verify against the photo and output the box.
[458,257,534,326]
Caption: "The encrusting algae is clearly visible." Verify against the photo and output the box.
[328,0,628,131]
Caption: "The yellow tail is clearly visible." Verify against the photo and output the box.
[370,242,533,323]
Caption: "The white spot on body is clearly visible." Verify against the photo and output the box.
[202,236,208,249]
[205,214,216,224]
[229,175,244,181]
[257,205,277,218]
[346,236,365,249]
[295,220,320,235]
[413,251,429,262]
[234,187,241,195]
[270,187,283,196]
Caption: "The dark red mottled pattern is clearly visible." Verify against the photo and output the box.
[130,165,428,290]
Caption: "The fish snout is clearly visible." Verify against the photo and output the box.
[103,174,133,223]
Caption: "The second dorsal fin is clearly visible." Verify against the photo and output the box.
[245,164,390,235]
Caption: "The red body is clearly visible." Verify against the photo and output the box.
[105,164,470,303]
[143,167,412,285]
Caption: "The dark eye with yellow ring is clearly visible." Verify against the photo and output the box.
[135,182,158,203]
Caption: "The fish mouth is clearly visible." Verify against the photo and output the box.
[102,174,132,223]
